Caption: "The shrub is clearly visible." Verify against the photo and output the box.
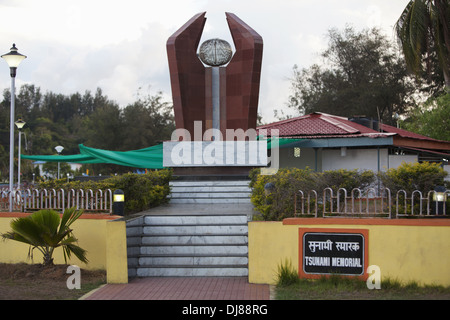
[378,162,447,194]
[250,167,376,221]
[250,167,319,221]
[37,169,173,215]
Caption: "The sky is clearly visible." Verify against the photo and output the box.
[0,0,411,123]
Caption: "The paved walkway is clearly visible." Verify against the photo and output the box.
[82,277,271,300]
[83,203,270,300]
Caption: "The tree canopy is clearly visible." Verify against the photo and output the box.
[395,0,450,90]
[286,26,417,125]
[0,85,174,181]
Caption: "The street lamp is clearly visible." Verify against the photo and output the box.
[15,119,26,189]
[2,44,27,212]
[55,145,64,179]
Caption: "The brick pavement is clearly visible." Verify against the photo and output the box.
[82,277,271,300]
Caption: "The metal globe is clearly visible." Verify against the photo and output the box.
[198,38,233,66]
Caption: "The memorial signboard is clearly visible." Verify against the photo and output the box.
[299,228,369,279]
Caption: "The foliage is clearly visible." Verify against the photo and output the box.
[286,26,416,125]
[42,161,74,180]
[1,208,88,266]
[276,259,299,287]
[105,170,173,214]
[0,85,174,182]
[402,92,450,141]
[250,167,375,221]
[378,161,448,194]
[395,0,450,90]
[274,275,450,300]
[37,169,173,215]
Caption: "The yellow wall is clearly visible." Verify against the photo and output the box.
[249,218,450,287]
[0,213,128,284]
[106,220,128,283]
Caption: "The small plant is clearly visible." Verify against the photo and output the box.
[276,259,299,287]
[1,208,88,266]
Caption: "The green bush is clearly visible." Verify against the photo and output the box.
[250,167,320,221]
[251,162,448,220]
[378,161,448,194]
[37,169,173,215]
[250,167,375,221]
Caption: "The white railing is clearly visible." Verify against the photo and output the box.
[0,188,113,214]
[294,188,448,218]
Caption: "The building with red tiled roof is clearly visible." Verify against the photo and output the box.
[257,112,450,174]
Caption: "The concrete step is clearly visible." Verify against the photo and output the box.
[126,205,251,277]
[136,266,248,277]
[168,179,252,205]
[142,224,248,235]
[138,234,248,245]
[170,180,250,187]
[170,192,250,199]
[144,214,248,225]
[171,186,251,192]
[169,198,252,204]
[139,244,248,255]
[137,254,248,266]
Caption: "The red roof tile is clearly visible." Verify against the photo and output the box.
[380,123,447,142]
[257,112,390,138]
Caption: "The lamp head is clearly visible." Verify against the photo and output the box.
[14,119,26,130]
[55,145,64,154]
[1,44,27,76]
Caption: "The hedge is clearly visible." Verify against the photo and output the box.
[250,162,448,221]
[37,169,173,215]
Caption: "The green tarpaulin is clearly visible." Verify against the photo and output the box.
[21,138,302,169]
[22,144,164,169]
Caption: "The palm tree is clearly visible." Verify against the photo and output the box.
[395,0,450,90]
[1,208,88,266]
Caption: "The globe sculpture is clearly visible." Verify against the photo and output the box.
[198,38,233,66]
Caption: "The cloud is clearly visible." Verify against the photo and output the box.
[0,0,411,124]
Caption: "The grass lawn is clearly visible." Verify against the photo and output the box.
[275,275,450,300]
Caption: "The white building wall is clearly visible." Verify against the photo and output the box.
[444,165,450,182]
[322,148,389,172]
[388,155,418,169]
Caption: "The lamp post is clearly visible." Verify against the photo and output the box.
[55,145,64,179]
[15,119,26,189]
[2,44,27,212]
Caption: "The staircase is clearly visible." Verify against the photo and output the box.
[126,176,254,277]
[168,176,252,204]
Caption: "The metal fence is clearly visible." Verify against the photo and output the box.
[294,187,449,218]
[0,188,113,214]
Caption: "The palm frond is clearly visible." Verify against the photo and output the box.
[8,217,46,246]
[30,209,61,235]
[62,242,89,264]
[1,207,88,265]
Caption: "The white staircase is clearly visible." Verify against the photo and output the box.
[126,177,254,277]
[168,178,252,204]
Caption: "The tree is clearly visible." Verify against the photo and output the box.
[395,0,450,90]
[402,92,450,141]
[42,161,73,180]
[287,27,416,125]
[121,90,174,150]
[1,208,88,266]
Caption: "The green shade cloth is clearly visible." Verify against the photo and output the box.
[21,144,164,169]
[21,139,302,169]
